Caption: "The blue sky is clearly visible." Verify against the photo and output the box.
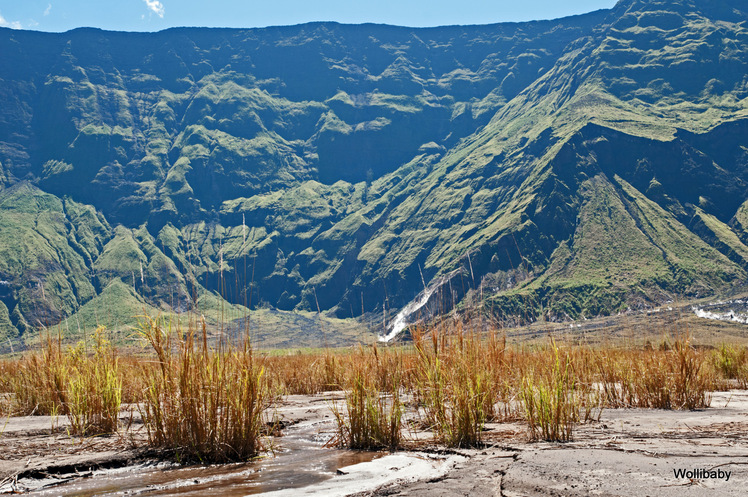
[0,0,618,32]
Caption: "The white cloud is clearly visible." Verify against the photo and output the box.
[143,0,165,18]
[0,12,22,29]
[44,4,52,16]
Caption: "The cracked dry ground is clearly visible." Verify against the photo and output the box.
[356,390,748,497]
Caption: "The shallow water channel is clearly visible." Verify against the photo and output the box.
[34,416,382,496]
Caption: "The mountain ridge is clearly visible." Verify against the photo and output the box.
[1,0,748,345]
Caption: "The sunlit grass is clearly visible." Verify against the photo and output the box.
[65,327,122,436]
[411,326,492,447]
[331,346,403,450]
[5,328,122,435]
[519,340,602,441]
[595,336,713,410]
[0,319,741,451]
[137,315,272,463]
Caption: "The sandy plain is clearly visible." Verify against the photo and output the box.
[1,388,747,496]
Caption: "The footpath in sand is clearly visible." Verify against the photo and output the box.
[2,391,748,495]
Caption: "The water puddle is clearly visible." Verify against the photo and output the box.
[32,419,383,496]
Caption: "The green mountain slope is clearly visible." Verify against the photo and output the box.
[1,0,748,345]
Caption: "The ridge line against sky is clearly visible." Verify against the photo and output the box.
[0,0,618,33]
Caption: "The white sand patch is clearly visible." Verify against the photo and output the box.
[259,452,466,496]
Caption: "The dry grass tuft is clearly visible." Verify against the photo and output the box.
[712,344,748,388]
[411,326,492,447]
[331,345,403,450]
[65,327,122,435]
[519,340,602,442]
[137,315,272,463]
[596,336,713,410]
[6,328,122,436]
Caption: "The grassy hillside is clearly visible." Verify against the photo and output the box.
[1,0,748,346]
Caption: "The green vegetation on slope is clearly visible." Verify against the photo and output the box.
[1,1,748,345]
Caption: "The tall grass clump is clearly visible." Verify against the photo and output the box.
[138,315,272,463]
[6,328,122,435]
[519,340,598,442]
[266,349,343,395]
[712,344,748,388]
[596,336,712,410]
[0,359,18,416]
[11,334,70,416]
[673,338,713,409]
[65,327,122,435]
[412,327,491,447]
[0,359,14,394]
[332,345,403,450]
